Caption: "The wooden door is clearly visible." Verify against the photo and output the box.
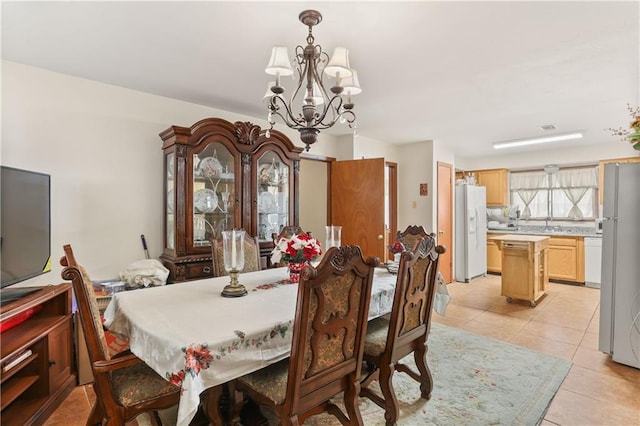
[437,162,453,283]
[331,158,385,260]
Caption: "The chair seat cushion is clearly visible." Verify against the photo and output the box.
[364,316,391,357]
[111,361,180,407]
[237,358,290,405]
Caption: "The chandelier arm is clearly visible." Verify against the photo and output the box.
[311,94,345,128]
[269,96,307,130]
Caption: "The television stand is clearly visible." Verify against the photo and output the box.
[0,284,76,424]
[0,287,43,307]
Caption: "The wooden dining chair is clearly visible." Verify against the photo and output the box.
[230,245,380,425]
[211,232,261,276]
[360,236,446,425]
[396,224,432,249]
[60,245,181,426]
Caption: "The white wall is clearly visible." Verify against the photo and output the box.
[1,61,342,285]
[397,141,434,233]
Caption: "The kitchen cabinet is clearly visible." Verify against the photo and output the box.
[160,118,303,282]
[546,236,584,283]
[475,169,509,206]
[0,284,75,425]
[598,157,640,205]
[486,232,502,273]
[490,235,549,307]
[456,169,509,206]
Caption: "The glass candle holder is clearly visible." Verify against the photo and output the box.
[222,229,245,272]
[325,225,342,249]
[221,229,247,297]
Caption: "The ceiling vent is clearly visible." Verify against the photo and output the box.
[540,124,557,131]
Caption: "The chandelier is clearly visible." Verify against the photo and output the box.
[263,10,361,151]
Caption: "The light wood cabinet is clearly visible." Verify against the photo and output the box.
[0,284,75,424]
[456,168,509,206]
[160,118,303,282]
[598,157,640,205]
[486,234,585,283]
[486,232,502,273]
[475,169,509,206]
[490,235,549,307]
[547,236,584,283]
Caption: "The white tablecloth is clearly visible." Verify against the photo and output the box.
[103,266,397,425]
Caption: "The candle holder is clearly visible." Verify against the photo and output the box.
[221,229,248,297]
[325,225,342,249]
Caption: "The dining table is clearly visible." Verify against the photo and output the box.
[103,266,398,426]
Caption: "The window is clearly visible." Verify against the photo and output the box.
[510,166,598,220]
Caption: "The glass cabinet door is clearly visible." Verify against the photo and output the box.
[256,151,290,243]
[193,143,237,246]
[166,152,175,250]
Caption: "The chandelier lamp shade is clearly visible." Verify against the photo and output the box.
[264,10,360,151]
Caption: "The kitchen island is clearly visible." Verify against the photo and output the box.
[489,234,549,307]
[486,225,597,283]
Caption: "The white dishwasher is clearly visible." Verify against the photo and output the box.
[584,237,602,288]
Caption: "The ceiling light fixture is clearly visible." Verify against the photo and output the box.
[263,10,360,151]
[493,132,583,150]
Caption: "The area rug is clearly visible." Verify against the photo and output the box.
[143,323,571,425]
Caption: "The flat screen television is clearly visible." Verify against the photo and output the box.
[1,166,51,303]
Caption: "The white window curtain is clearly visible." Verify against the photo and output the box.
[510,172,547,219]
[552,168,598,219]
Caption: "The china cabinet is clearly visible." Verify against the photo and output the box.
[160,118,303,282]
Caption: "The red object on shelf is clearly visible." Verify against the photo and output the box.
[0,304,43,332]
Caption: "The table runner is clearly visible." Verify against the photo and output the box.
[104,266,397,425]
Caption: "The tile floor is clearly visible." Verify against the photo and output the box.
[44,274,640,425]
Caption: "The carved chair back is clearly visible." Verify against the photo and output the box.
[284,245,379,422]
[396,225,432,250]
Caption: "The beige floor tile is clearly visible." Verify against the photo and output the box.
[544,388,640,426]
[520,320,585,345]
[487,301,541,320]
[572,346,640,383]
[530,308,593,331]
[509,331,578,360]
[43,387,91,426]
[561,365,640,411]
[471,310,529,330]
[587,309,600,334]
[579,331,599,349]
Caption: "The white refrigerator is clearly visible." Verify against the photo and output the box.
[455,184,487,283]
[598,162,640,369]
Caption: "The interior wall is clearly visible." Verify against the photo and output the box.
[1,61,343,285]
[397,141,434,234]
[298,159,328,242]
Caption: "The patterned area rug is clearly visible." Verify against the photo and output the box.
[144,323,571,425]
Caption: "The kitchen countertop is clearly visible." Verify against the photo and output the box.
[487,226,602,238]
[488,234,550,243]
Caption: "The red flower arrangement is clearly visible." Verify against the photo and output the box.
[271,233,322,264]
[387,241,406,254]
